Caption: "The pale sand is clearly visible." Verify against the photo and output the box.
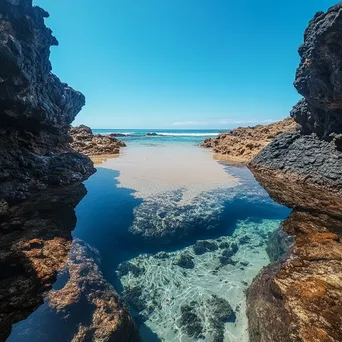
[90,154,119,164]
[97,145,239,203]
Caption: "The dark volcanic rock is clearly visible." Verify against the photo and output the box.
[69,125,126,156]
[0,0,95,205]
[247,5,342,342]
[0,183,86,341]
[249,3,342,198]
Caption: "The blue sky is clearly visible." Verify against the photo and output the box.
[35,0,336,129]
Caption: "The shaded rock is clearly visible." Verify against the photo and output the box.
[69,125,126,156]
[201,118,296,164]
[247,208,342,342]
[193,240,218,255]
[116,261,145,277]
[48,239,140,342]
[179,302,203,338]
[0,183,87,341]
[174,252,195,269]
[0,0,95,205]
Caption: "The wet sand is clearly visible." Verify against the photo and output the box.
[98,145,239,203]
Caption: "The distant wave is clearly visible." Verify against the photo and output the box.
[96,132,136,136]
[154,132,219,137]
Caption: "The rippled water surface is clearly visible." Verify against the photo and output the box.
[7,140,290,342]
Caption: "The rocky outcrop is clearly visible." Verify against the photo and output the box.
[48,239,140,342]
[247,4,342,341]
[69,125,126,156]
[0,184,140,342]
[201,118,296,164]
[247,183,342,342]
[0,183,86,341]
[0,0,95,206]
[249,3,342,194]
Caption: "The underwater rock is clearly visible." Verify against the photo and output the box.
[69,125,126,156]
[122,285,146,312]
[202,118,296,164]
[207,295,236,342]
[48,239,140,342]
[193,240,219,255]
[0,183,87,341]
[116,261,145,277]
[180,303,204,338]
[129,189,228,244]
[174,252,195,269]
[0,0,95,205]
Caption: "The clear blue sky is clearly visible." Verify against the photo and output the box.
[35,0,336,129]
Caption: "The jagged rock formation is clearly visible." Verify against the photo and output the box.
[48,239,140,342]
[247,3,342,342]
[249,3,342,194]
[0,183,86,341]
[0,0,95,206]
[201,118,296,164]
[0,184,140,342]
[247,183,342,342]
[69,125,126,156]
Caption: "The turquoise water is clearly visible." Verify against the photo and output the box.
[7,131,290,342]
[93,128,225,145]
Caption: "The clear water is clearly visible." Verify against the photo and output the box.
[7,130,290,342]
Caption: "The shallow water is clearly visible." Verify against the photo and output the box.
[7,140,290,342]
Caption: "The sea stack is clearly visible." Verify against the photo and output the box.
[0,0,95,208]
[247,4,342,342]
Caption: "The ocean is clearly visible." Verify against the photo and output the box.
[92,128,226,145]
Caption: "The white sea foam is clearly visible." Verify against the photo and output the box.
[155,132,219,137]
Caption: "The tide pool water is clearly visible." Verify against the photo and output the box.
[8,132,290,342]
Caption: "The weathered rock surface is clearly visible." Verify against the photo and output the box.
[0,184,140,342]
[247,198,342,342]
[250,3,342,194]
[48,239,140,342]
[201,118,296,164]
[0,183,86,341]
[247,4,342,341]
[0,0,95,206]
[69,125,126,156]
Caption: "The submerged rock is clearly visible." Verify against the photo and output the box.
[48,239,140,342]
[179,303,204,338]
[69,125,126,156]
[174,252,195,269]
[0,0,95,205]
[0,183,86,341]
[193,240,218,255]
[201,118,296,164]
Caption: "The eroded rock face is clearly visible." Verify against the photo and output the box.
[0,183,86,341]
[48,239,140,342]
[69,125,126,156]
[247,204,342,342]
[291,3,342,140]
[201,118,296,164]
[250,3,342,194]
[0,0,95,205]
[247,4,342,341]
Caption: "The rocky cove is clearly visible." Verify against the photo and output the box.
[1,1,342,342]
